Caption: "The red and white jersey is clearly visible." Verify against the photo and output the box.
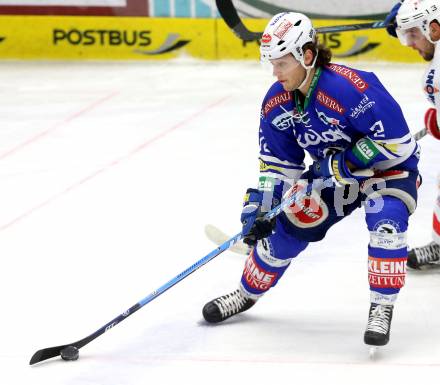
[422,44,440,242]
[423,43,440,120]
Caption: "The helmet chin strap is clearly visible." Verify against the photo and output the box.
[297,49,318,90]
[425,32,436,44]
[297,67,311,90]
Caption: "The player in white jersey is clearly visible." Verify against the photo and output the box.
[387,0,440,268]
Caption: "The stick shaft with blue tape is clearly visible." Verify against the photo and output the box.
[29,177,323,365]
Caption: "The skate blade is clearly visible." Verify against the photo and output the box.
[368,346,378,359]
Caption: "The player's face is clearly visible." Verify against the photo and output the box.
[398,27,435,61]
[270,54,305,91]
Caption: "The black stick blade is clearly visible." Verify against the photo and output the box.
[29,344,70,365]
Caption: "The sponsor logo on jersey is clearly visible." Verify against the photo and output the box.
[272,108,295,130]
[352,137,380,165]
[315,108,346,130]
[425,68,439,104]
[327,64,369,92]
[263,91,292,116]
[425,69,438,104]
[292,108,312,127]
[425,84,438,95]
[258,176,275,192]
[368,256,406,289]
[274,20,293,39]
[243,252,278,291]
[296,126,351,149]
[262,33,272,43]
[349,94,375,119]
[316,89,345,114]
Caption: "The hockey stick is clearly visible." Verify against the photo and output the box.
[29,178,330,365]
[217,0,261,41]
[216,0,390,41]
[205,224,252,255]
[413,127,427,141]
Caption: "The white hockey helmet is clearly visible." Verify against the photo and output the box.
[396,0,440,44]
[260,12,317,69]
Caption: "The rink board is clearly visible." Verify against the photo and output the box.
[0,16,423,62]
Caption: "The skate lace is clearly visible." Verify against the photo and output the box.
[214,290,248,317]
[366,305,392,335]
[415,242,440,264]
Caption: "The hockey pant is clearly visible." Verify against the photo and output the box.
[240,170,418,306]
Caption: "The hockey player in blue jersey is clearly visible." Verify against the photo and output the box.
[202,12,421,348]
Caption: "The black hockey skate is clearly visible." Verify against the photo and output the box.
[407,241,440,269]
[364,303,394,347]
[203,289,256,323]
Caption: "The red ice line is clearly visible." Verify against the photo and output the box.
[0,95,231,231]
[0,91,120,161]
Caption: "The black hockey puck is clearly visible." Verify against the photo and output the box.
[60,346,79,361]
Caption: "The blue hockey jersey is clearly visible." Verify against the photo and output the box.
[258,63,420,193]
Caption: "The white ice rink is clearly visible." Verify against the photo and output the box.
[1,59,439,385]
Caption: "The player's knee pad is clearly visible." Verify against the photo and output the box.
[365,196,409,303]
[240,233,307,299]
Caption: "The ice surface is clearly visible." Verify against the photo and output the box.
[0,59,439,385]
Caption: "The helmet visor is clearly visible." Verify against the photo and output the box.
[396,26,425,46]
